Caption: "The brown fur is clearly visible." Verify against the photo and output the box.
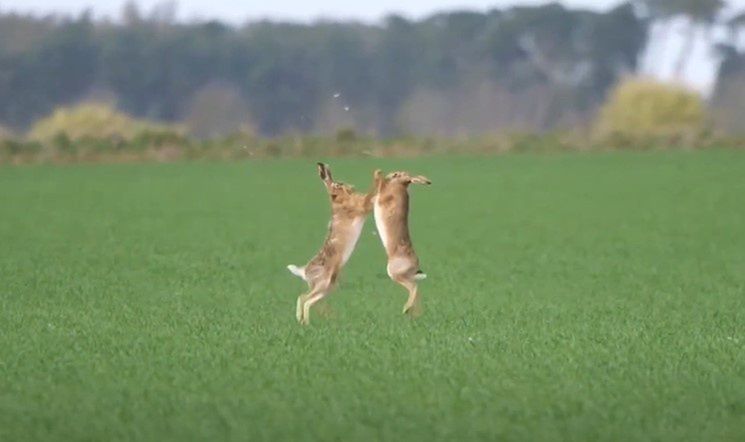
[289,163,374,324]
[372,169,432,315]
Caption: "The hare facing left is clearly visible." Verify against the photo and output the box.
[372,169,432,316]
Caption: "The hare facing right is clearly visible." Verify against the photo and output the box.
[372,169,432,315]
[287,163,375,325]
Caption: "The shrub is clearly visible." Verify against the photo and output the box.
[131,130,189,150]
[596,78,707,146]
[0,140,43,158]
[27,103,179,143]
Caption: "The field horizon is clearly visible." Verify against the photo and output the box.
[1,151,744,441]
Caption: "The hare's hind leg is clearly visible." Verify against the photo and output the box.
[296,282,320,323]
[296,278,314,322]
[388,258,422,316]
[392,276,420,316]
[296,294,308,322]
[300,278,334,325]
[297,288,321,324]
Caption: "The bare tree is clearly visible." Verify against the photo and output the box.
[729,10,745,48]
[642,0,727,79]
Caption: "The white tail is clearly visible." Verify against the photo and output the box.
[287,265,306,280]
[414,272,427,281]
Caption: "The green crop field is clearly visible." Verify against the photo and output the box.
[1,151,744,441]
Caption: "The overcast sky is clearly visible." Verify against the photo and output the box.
[1,0,623,22]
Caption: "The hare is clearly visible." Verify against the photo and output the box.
[288,163,374,325]
[372,169,432,315]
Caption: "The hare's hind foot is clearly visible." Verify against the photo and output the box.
[296,294,307,323]
[403,300,422,317]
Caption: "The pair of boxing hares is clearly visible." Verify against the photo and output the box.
[288,163,431,325]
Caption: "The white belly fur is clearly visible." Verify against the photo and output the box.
[342,217,365,265]
[373,197,391,253]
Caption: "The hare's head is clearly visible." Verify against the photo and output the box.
[383,170,432,187]
[318,163,359,204]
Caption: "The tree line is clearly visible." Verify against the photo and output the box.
[0,0,743,137]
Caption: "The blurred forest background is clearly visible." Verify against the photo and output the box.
[1,0,744,161]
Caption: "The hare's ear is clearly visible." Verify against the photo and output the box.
[373,169,384,184]
[373,169,385,192]
[317,163,333,185]
[410,175,432,185]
